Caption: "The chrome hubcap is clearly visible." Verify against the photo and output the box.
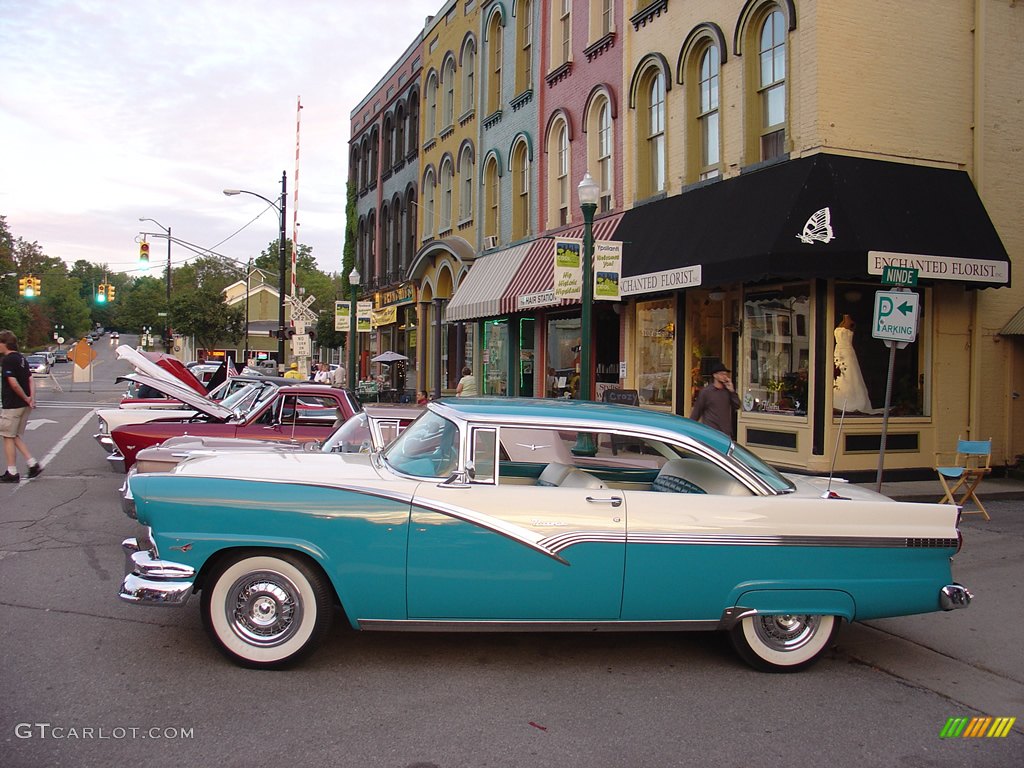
[752,614,819,652]
[227,572,303,647]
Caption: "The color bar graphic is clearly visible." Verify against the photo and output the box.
[940,716,1016,738]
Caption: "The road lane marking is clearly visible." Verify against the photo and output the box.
[40,410,96,469]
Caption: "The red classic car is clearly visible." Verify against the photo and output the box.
[107,379,361,472]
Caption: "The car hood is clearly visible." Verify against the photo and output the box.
[116,345,207,395]
[171,450,383,483]
[783,473,893,502]
[136,435,308,463]
[112,362,234,421]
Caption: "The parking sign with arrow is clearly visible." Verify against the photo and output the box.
[872,290,919,343]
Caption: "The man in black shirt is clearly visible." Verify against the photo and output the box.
[689,361,740,439]
[0,330,43,482]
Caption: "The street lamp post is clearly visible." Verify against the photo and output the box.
[577,172,600,401]
[348,267,361,392]
[224,171,287,372]
[138,217,172,353]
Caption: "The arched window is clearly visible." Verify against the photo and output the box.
[391,196,402,280]
[396,104,406,160]
[366,209,376,279]
[361,136,370,189]
[547,118,570,227]
[598,99,610,214]
[423,169,436,240]
[647,71,666,194]
[442,58,456,128]
[349,145,360,187]
[758,9,786,160]
[408,91,420,151]
[426,72,438,139]
[516,0,532,95]
[459,145,474,221]
[462,41,476,115]
[511,140,530,239]
[483,156,499,242]
[369,127,379,184]
[440,158,454,233]
[698,45,721,179]
[381,203,391,281]
[488,13,503,115]
[357,216,366,272]
[383,115,394,169]
[405,188,418,263]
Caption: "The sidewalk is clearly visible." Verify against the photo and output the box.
[857,476,1024,504]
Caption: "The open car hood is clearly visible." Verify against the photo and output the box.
[116,345,207,395]
[118,369,236,421]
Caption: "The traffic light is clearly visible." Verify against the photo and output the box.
[107,284,116,301]
[32,276,41,296]
[96,283,107,303]
[18,276,28,297]
[139,241,150,265]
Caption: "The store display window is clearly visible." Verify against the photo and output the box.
[635,298,674,407]
[742,285,809,416]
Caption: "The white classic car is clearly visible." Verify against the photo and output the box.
[119,398,970,672]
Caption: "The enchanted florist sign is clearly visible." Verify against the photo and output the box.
[872,290,919,344]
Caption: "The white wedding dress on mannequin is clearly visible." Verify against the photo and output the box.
[833,326,875,413]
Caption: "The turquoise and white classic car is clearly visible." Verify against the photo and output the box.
[119,398,971,671]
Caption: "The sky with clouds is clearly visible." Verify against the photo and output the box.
[0,0,442,276]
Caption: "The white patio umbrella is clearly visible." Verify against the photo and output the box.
[371,351,408,363]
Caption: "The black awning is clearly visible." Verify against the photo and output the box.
[616,153,1011,290]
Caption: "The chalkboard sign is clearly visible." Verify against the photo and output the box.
[601,388,640,407]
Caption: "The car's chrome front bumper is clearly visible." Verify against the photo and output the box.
[93,433,113,451]
[118,536,195,607]
[940,583,972,610]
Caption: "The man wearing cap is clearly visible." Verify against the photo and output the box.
[283,361,303,380]
[690,362,740,439]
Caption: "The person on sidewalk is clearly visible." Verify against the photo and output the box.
[0,330,43,482]
[689,361,740,439]
[284,362,303,380]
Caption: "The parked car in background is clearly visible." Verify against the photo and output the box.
[119,398,970,671]
[27,354,50,375]
[121,404,422,518]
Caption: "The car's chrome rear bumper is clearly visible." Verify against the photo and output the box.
[118,537,195,607]
[940,583,972,610]
[106,452,125,472]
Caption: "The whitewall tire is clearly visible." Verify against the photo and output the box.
[201,551,333,669]
[729,614,839,672]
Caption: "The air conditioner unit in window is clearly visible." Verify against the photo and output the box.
[483,235,498,250]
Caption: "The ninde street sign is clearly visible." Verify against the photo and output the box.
[881,265,919,287]
[872,290,919,343]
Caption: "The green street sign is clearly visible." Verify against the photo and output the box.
[881,265,919,286]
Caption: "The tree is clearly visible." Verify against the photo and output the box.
[170,285,244,357]
[117,276,168,333]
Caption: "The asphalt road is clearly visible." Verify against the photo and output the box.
[1,337,1020,767]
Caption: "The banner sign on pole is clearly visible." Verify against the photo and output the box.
[356,301,373,332]
[593,240,622,301]
[554,238,583,300]
[334,301,350,332]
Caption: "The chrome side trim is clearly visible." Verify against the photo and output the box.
[939,583,972,610]
[718,606,758,629]
[119,472,136,519]
[357,619,722,633]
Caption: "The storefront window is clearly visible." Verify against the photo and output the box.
[483,319,508,395]
[833,282,926,417]
[743,285,809,415]
[546,315,581,398]
[635,298,674,407]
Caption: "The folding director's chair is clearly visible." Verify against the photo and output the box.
[935,437,992,520]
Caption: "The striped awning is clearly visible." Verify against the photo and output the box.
[444,243,531,322]
[502,213,625,313]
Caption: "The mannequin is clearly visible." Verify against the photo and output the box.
[833,314,874,413]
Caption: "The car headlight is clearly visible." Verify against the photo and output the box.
[98,418,108,434]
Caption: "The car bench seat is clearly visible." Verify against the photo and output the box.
[652,458,751,496]
[536,462,608,489]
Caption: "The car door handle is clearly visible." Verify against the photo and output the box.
[586,496,622,507]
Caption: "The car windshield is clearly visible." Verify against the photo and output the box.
[382,411,460,478]
[221,382,270,416]
[322,413,372,454]
[28,355,46,364]
[729,442,795,493]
